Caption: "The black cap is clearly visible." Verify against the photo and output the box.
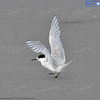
[38,54,45,58]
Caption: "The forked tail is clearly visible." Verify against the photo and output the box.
[56,60,73,72]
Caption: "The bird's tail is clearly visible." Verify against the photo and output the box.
[56,60,73,72]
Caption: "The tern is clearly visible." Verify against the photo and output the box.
[26,16,73,78]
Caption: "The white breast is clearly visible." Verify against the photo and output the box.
[40,58,55,72]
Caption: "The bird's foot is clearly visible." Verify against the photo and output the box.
[54,73,60,78]
[49,73,55,75]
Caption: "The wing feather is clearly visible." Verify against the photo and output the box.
[49,16,66,65]
[26,41,49,54]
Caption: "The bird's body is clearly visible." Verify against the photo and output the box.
[26,16,72,78]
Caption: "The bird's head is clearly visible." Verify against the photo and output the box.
[31,54,45,63]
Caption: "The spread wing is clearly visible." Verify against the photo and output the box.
[49,16,66,65]
[26,41,53,65]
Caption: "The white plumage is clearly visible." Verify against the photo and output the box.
[26,16,72,78]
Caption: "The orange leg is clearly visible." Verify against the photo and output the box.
[54,73,60,78]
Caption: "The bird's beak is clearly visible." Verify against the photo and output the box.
[31,58,37,61]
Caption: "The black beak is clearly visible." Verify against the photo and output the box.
[31,58,37,61]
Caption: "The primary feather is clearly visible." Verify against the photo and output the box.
[49,16,66,66]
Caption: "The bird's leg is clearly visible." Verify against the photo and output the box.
[49,73,55,75]
[54,73,60,78]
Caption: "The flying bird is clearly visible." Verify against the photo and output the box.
[26,16,72,78]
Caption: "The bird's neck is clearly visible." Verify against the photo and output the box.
[39,58,46,66]
[40,58,55,72]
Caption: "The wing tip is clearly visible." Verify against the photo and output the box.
[52,16,58,22]
[26,41,31,44]
[53,16,58,19]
